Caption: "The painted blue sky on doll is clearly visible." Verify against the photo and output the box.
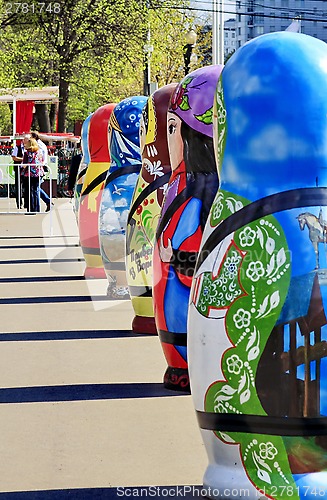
[217,32,327,280]
[220,32,327,202]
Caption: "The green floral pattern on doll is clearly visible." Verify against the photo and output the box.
[193,190,299,498]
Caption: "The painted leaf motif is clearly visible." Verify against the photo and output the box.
[257,469,271,485]
[218,128,225,147]
[220,385,237,396]
[216,88,223,108]
[180,95,191,111]
[257,227,264,248]
[266,254,275,276]
[248,346,260,361]
[195,107,213,125]
[253,452,272,484]
[277,247,286,268]
[240,388,251,404]
[142,210,152,226]
[265,236,275,255]
[254,452,272,473]
[226,199,235,213]
[270,290,280,310]
[246,329,257,351]
[257,295,269,316]
[215,394,233,402]
[238,372,246,393]
[219,432,235,443]
[235,201,243,211]
[183,76,193,87]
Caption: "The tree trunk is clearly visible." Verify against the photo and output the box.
[57,75,70,132]
[35,103,51,132]
[49,102,59,132]
[31,113,38,130]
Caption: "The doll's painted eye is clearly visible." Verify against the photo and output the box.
[168,123,176,135]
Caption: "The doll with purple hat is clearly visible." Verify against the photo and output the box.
[153,65,223,391]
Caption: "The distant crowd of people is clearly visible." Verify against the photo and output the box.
[11,132,54,214]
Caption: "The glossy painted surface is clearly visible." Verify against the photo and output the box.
[78,103,115,278]
[188,32,327,498]
[153,66,223,390]
[74,113,93,220]
[126,84,176,333]
[99,96,147,293]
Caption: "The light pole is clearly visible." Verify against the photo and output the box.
[212,0,224,65]
[143,40,153,96]
[183,29,197,76]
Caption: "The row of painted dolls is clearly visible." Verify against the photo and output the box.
[73,64,223,393]
[73,31,327,498]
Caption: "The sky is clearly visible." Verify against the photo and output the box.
[190,0,236,22]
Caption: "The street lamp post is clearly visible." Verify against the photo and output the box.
[183,29,197,76]
[143,40,153,96]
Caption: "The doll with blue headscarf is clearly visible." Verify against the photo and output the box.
[99,95,147,297]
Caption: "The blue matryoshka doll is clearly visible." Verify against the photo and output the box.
[188,32,327,499]
[99,95,147,297]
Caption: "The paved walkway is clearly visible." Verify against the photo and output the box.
[0,199,207,499]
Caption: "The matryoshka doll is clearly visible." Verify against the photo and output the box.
[153,65,223,391]
[74,112,93,221]
[99,96,147,297]
[126,84,176,334]
[78,103,115,279]
[188,32,327,498]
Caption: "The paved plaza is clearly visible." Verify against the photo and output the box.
[0,199,207,499]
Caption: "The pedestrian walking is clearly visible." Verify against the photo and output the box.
[11,139,24,209]
[21,138,44,214]
[31,131,54,211]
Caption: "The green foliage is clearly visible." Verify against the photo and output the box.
[0,104,12,135]
[149,2,199,86]
[0,0,208,132]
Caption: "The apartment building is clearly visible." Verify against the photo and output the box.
[235,0,327,47]
[224,18,237,57]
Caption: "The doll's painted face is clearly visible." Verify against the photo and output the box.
[167,112,183,171]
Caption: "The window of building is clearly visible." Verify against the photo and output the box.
[232,32,235,38]
[281,0,289,6]
[256,26,264,35]
[256,13,264,24]
[270,0,275,5]
[238,27,242,35]
[238,14,241,22]
[236,1,241,8]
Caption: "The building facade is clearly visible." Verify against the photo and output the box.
[224,18,236,57]
[235,0,327,48]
